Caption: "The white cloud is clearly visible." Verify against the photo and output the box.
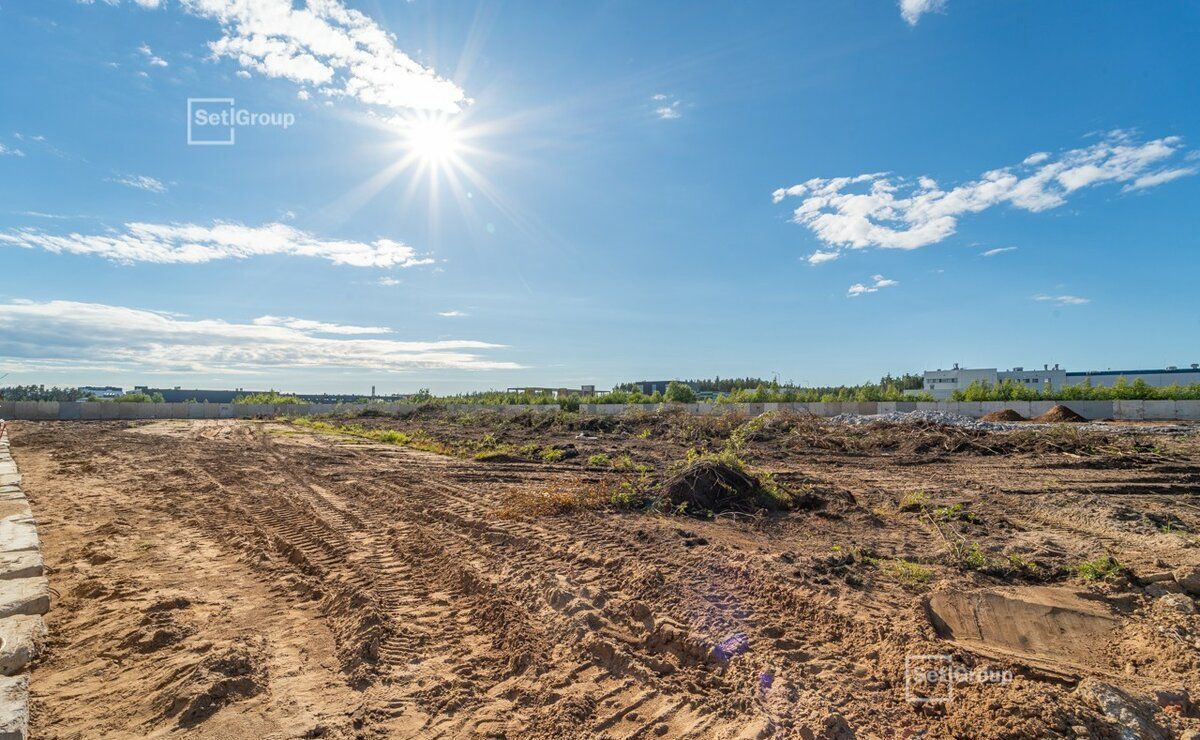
[0,144,25,158]
[981,246,1017,257]
[847,274,898,298]
[1034,294,1090,306]
[437,310,467,318]
[377,277,402,286]
[138,43,169,67]
[773,132,1195,259]
[296,89,310,101]
[1124,166,1197,191]
[108,174,167,193]
[899,0,946,25]
[0,221,435,268]
[174,0,468,113]
[653,93,683,120]
[0,299,519,374]
[806,250,840,265]
[236,69,251,79]
[251,315,391,335]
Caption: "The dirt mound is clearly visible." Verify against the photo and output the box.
[981,409,1028,422]
[1035,404,1087,423]
[661,460,782,515]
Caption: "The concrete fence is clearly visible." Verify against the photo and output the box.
[2,399,1200,421]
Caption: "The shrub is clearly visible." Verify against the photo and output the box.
[587,453,611,467]
[540,447,565,462]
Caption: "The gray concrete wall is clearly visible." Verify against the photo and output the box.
[0,423,49,739]
[2,399,1199,421]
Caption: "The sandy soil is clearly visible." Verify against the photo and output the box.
[9,414,1200,739]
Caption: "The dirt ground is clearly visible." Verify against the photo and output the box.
[9,410,1200,739]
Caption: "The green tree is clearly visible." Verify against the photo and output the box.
[663,381,697,403]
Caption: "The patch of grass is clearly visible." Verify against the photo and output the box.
[496,484,607,518]
[587,453,611,467]
[613,454,637,471]
[958,542,990,571]
[636,429,652,440]
[290,417,457,456]
[473,449,514,461]
[898,490,931,512]
[1075,555,1123,581]
[934,503,979,524]
[609,482,644,509]
[540,447,566,462]
[882,559,935,588]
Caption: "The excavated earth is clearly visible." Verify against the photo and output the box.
[8,411,1200,739]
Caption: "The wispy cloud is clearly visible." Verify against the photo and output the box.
[162,0,469,113]
[899,0,947,26]
[251,315,392,335]
[0,143,25,158]
[0,221,435,268]
[981,246,1017,257]
[0,299,520,374]
[377,276,402,287]
[138,43,168,67]
[108,174,167,193]
[847,275,898,298]
[438,310,467,318]
[806,250,840,265]
[774,132,1195,260]
[652,93,683,120]
[1034,294,1090,306]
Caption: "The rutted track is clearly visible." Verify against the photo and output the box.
[16,419,1200,739]
[84,421,901,738]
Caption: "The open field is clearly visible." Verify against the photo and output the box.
[10,410,1200,738]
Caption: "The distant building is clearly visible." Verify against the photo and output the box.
[134,387,263,403]
[506,385,599,398]
[629,381,675,395]
[78,386,123,399]
[919,363,1200,399]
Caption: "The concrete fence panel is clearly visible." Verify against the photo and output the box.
[1178,401,1200,421]
[1141,400,1177,421]
[1065,401,1115,420]
[1029,401,1056,418]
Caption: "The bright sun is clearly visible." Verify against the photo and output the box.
[402,114,464,167]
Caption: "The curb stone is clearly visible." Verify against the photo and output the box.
[0,424,45,740]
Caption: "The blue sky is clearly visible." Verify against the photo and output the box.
[1,0,1198,394]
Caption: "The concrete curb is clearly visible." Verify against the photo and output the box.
[0,423,46,740]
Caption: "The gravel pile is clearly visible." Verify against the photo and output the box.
[827,410,1023,431]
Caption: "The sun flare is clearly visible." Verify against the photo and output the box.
[402,115,464,166]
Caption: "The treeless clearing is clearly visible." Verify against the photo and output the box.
[10,413,1200,738]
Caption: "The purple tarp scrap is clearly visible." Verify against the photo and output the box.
[712,632,750,661]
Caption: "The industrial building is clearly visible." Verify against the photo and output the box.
[77,386,123,399]
[505,385,598,398]
[920,363,1200,399]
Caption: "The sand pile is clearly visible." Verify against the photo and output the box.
[1034,404,1087,423]
[980,409,1028,422]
